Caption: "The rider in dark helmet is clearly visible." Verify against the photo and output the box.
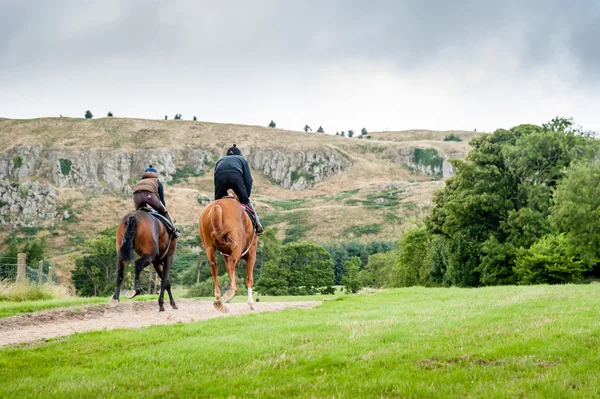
[214,144,264,235]
[132,165,182,238]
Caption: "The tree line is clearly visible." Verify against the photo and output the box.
[358,117,600,288]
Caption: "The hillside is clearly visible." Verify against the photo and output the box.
[0,117,477,277]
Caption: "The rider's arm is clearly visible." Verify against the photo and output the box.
[158,181,166,206]
[242,159,253,197]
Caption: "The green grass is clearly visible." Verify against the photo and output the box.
[0,295,161,319]
[342,223,383,237]
[2,285,600,398]
[264,199,308,211]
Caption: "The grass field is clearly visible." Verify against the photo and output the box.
[1,285,599,398]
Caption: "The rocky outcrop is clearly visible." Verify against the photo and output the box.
[0,145,351,192]
[0,181,58,226]
[247,148,352,190]
[385,147,464,177]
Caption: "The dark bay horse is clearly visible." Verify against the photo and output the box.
[199,197,258,312]
[109,210,177,311]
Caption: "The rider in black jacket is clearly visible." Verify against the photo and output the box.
[214,145,264,235]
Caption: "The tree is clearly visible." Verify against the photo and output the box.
[165,115,168,120]
[317,126,324,133]
[107,111,113,117]
[336,132,340,136]
[361,128,368,135]
[341,257,362,293]
[174,114,182,120]
[425,117,596,287]
[193,116,197,121]
[393,227,430,287]
[514,234,584,284]
[85,110,93,119]
[72,227,118,296]
[552,162,600,269]
[341,131,346,137]
[268,120,276,128]
[348,130,354,138]
[304,125,312,132]
[256,242,334,295]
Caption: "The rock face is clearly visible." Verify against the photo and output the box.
[385,147,464,178]
[246,148,352,190]
[0,181,58,227]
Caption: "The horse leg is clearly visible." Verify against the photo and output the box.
[244,250,257,311]
[157,256,175,312]
[223,255,239,302]
[109,257,127,307]
[126,254,152,298]
[156,258,177,311]
[207,247,226,312]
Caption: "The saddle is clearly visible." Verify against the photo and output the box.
[221,196,258,233]
[138,206,176,235]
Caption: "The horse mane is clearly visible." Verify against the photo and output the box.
[209,204,236,250]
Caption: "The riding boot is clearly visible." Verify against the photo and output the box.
[164,209,182,238]
[247,201,264,236]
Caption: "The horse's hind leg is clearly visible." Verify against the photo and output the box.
[206,247,227,312]
[109,257,127,307]
[223,255,239,302]
[126,254,152,298]
[155,260,177,311]
[244,249,257,311]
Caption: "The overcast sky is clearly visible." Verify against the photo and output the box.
[1,0,599,133]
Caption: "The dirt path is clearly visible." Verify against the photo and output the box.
[0,299,320,347]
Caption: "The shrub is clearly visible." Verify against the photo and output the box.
[85,110,93,119]
[317,126,324,133]
[361,128,368,135]
[0,281,70,302]
[13,156,23,168]
[107,111,113,117]
[443,133,462,142]
[514,234,584,284]
[268,120,276,128]
[59,158,72,176]
[186,274,247,298]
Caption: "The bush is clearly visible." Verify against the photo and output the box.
[13,156,23,168]
[268,120,276,128]
[107,111,113,117]
[443,133,462,142]
[514,234,583,284]
[85,110,93,119]
[59,158,72,176]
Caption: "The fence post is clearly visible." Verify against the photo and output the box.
[38,261,44,285]
[16,253,26,282]
[48,267,53,284]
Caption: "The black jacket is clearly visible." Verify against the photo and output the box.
[214,155,253,195]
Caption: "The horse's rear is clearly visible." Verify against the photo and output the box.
[110,210,177,312]
[199,198,258,312]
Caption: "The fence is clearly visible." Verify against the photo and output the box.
[0,253,57,284]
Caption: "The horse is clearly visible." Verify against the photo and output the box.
[108,210,178,312]
[199,197,258,312]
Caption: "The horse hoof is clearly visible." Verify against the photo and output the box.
[223,290,236,301]
[213,301,229,313]
[248,302,255,311]
[126,290,137,299]
[108,298,119,308]
[171,304,178,310]
[159,306,165,312]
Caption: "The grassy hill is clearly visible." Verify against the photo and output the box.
[0,117,480,276]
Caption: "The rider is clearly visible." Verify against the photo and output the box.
[214,144,264,235]
[132,165,182,238]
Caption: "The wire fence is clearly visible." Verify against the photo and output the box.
[0,256,58,284]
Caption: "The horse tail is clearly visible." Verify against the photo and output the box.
[210,204,233,248]
[119,214,137,262]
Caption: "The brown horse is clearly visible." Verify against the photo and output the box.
[199,197,258,312]
[109,210,177,311]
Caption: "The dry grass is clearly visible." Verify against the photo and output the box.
[0,281,72,302]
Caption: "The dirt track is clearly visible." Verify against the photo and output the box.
[0,299,320,347]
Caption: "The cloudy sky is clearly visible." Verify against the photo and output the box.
[1,0,599,133]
